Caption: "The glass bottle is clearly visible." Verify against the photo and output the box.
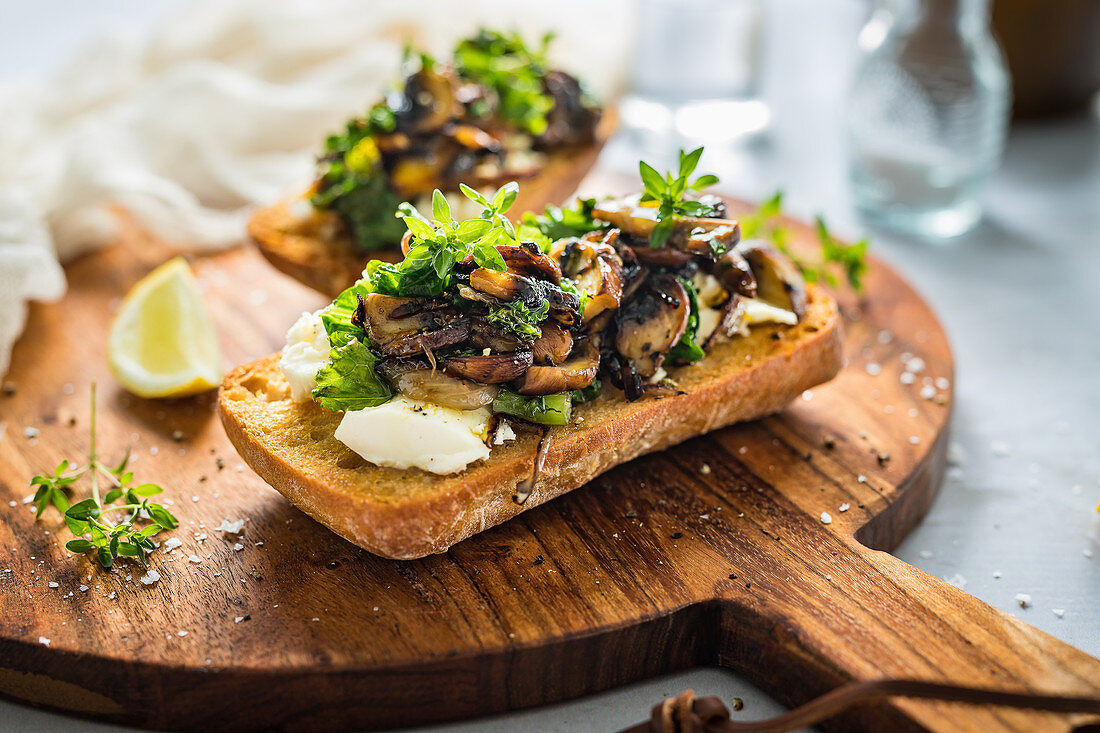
[620,0,769,153]
[846,0,1010,238]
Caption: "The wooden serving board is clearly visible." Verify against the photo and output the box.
[1,209,1098,733]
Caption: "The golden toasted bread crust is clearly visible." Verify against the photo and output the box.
[249,114,615,299]
[218,285,843,560]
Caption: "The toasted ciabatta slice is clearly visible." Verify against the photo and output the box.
[249,113,616,299]
[218,284,842,560]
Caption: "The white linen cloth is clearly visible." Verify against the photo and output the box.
[0,0,630,376]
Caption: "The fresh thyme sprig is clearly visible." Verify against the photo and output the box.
[639,147,721,248]
[741,191,869,292]
[29,384,178,569]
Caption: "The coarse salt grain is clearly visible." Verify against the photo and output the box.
[163,537,182,552]
[865,362,881,376]
[900,372,915,385]
[140,570,160,585]
[919,550,933,559]
[839,503,850,512]
[820,512,832,525]
[1052,608,1065,618]
[935,377,950,390]
[216,519,245,534]
[945,574,967,589]
[993,570,1002,579]
[1015,593,1032,609]
[188,554,202,564]
[905,357,925,373]
[38,637,50,647]
[920,386,936,400]
[908,436,920,445]
[24,427,39,439]
[178,630,188,637]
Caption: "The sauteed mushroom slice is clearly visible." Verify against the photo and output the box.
[467,317,531,353]
[396,69,462,134]
[380,361,499,411]
[537,70,599,149]
[361,293,469,358]
[530,324,573,365]
[517,340,599,395]
[442,351,534,384]
[630,245,694,267]
[552,233,624,322]
[469,268,581,315]
[735,239,808,318]
[681,220,740,258]
[614,273,690,378]
[702,295,747,351]
[450,124,503,153]
[498,242,561,283]
[593,196,739,257]
[469,268,530,302]
[709,248,757,298]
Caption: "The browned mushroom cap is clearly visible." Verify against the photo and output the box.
[397,69,462,134]
[591,196,658,238]
[449,124,503,153]
[681,220,740,258]
[629,245,694,267]
[469,267,528,301]
[735,239,808,318]
[380,361,499,411]
[441,351,533,384]
[516,340,599,395]
[530,323,573,365]
[467,317,531,352]
[554,235,624,323]
[360,293,469,358]
[614,273,690,378]
[498,242,561,283]
[469,267,581,316]
[702,294,747,351]
[709,248,757,298]
[592,196,740,258]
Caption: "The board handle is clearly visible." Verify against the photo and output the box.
[713,542,1100,732]
[618,683,1100,733]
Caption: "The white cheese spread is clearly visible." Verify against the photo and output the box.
[279,311,330,402]
[335,396,511,475]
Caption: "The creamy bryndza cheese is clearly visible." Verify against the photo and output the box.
[279,311,330,402]
[691,273,797,347]
[334,396,499,475]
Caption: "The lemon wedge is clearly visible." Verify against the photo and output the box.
[108,257,222,398]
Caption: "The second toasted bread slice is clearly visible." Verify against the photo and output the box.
[249,116,615,299]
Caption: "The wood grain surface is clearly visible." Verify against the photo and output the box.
[0,207,1098,733]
